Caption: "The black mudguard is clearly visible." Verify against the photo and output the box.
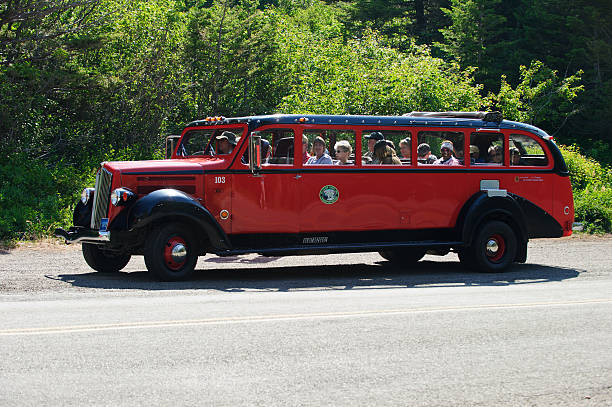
[457,191,528,245]
[109,189,231,251]
[457,191,563,247]
[73,200,93,228]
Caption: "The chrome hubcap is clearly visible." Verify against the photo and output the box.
[486,239,499,256]
[171,244,187,263]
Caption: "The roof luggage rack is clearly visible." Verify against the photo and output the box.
[403,111,503,124]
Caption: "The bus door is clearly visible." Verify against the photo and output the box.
[298,128,401,235]
[230,128,301,235]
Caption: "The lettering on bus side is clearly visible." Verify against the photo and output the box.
[303,237,329,244]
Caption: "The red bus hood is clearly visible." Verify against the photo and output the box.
[103,158,227,175]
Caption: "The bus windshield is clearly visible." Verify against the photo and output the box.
[177,128,241,157]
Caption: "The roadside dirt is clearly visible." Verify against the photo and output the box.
[0,234,610,298]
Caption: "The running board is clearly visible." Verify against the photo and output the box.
[215,240,464,257]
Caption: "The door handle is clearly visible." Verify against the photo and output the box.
[294,174,302,179]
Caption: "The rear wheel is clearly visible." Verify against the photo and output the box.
[464,221,517,272]
[379,248,426,264]
[144,224,198,281]
[82,243,131,273]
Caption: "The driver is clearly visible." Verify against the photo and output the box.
[216,131,238,154]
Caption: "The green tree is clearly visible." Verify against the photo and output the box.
[490,61,583,136]
[183,0,282,117]
[276,7,484,115]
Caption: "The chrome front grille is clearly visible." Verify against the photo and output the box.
[90,167,113,229]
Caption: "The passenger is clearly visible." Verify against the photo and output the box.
[305,136,333,165]
[386,140,396,152]
[372,139,402,165]
[399,138,411,160]
[488,145,503,164]
[216,131,238,154]
[302,135,311,164]
[434,140,460,165]
[470,145,485,163]
[455,147,465,162]
[363,131,384,164]
[334,140,352,165]
[510,147,522,165]
[417,143,437,164]
[261,139,271,163]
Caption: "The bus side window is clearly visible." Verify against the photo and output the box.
[417,131,464,165]
[509,134,549,166]
[241,129,295,166]
[362,130,412,165]
[304,129,356,166]
[470,132,504,165]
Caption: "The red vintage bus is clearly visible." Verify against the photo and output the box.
[56,112,575,280]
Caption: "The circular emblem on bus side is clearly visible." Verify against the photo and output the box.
[319,185,339,204]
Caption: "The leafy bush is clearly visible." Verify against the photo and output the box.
[559,145,612,233]
[574,188,612,233]
[0,148,142,243]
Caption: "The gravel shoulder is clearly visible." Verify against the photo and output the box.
[1,234,610,299]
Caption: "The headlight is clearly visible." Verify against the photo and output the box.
[110,188,135,207]
[81,188,95,205]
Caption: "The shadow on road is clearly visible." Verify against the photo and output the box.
[49,258,582,292]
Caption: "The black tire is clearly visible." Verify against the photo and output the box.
[82,243,131,273]
[379,248,426,264]
[144,224,198,281]
[467,221,517,273]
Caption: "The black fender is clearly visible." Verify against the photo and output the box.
[109,189,231,251]
[457,191,563,246]
[456,191,528,247]
[73,200,92,228]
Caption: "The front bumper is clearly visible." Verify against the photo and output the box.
[55,227,110,244]
[572,222,584,232]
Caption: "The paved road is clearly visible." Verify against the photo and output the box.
[0,236,611,406]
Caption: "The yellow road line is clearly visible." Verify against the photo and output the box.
[1,298,611,336]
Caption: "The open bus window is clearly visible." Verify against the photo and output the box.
[242,129,295,165]
[304,129,356,166]
[470,132,504,165]
[510,134,548,166]
[417,131,464,165]
[362,130,411,165]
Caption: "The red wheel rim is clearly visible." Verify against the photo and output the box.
[164,236,187,271]
[486,233,506,262]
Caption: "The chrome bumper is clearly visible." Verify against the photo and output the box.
[54,227,110,244]
[572,222,584,232]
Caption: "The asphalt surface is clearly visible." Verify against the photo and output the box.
[0,235,611,406]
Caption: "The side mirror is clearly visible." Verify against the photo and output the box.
[165,135,181,158]
[249,132,262,175]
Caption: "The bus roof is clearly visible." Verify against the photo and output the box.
[186,113,552,140]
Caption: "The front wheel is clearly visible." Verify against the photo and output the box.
[82,243,131,273]
[463,221,517,273]
[144,224,198,281]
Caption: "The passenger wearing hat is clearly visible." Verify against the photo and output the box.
[417,143,437,164]
[363,131,384,164]
[434,140,460,166]
[469,145,484,163]
[305,136,333,165]
[216,131,238,154]
[372,139,401,165]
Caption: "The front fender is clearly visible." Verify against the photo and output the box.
[109,189,231,250]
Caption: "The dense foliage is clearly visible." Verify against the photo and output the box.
[0,0,610,241]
